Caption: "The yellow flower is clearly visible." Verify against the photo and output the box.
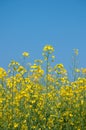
[73,49,79,55]
[75,68,80,73]
[17,66,26,74]
[54,64,64,70]
[0,112,2,118]
[14,123,19,128]
[69,113,73,117]
[43,45,54,52]
[0,67,7,79]
[81,68,86,74]
[22,52,29,57]
[30,64,38,69]
[51,55,55,59]
[57,64,64,69]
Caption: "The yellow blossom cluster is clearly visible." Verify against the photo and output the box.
[0,68,7,79]
[43,45,54,52]
[0,45,86,130]
[22,52,29,57]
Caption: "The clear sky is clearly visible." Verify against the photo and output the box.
[0,0,86,70]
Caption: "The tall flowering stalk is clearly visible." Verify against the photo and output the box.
[42,45,55,129]
[72,49,80,81]
[8,61,19,130]
[43,45,54,92]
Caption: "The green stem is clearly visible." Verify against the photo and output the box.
[46,52,49,92]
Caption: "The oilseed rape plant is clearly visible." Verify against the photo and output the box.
[0,45,86,130]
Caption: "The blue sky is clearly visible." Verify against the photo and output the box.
[0,0,86,70]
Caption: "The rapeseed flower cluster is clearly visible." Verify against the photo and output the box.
[0,45,86,130]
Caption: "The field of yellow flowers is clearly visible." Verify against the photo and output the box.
[0,45,86,130]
